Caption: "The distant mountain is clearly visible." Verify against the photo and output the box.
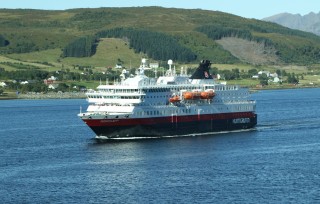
[263,12,320,36]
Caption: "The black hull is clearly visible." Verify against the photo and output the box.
[86,114,257,139]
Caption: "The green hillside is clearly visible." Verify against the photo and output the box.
[1,7,320,68]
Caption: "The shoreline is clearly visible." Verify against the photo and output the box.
[17,92,86,99]
[251,84,320,91]
[1,85,319,100]
[0,92,86,100]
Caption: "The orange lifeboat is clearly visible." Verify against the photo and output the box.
[169,96,181,103]
[183,91,201,100]
[200,90,215,99]
[183,92,193,100]
[193,91,201,99]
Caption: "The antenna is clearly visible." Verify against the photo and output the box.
[167,59,173,76]
[141,58,147,68]
[168,59,173,70]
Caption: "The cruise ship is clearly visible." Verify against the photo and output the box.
[78,59,257,139]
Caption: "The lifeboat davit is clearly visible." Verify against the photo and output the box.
[169,96,181,103]
[200,90,215,99]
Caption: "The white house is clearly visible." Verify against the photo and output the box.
[0,82,7,87]
[49,76,58,80]
[258,71,270,77]
[273,77,280,83]
[48,84,59,90]
[115,64,122,69]
[20,81,29,85]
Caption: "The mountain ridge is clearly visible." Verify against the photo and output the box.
[1,7,320,65]
[263,11,320,36]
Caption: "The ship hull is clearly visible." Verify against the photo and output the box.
[82,112,257,139]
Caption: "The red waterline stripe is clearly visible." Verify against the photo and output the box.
[83,112,256,127]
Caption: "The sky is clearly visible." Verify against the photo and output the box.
[1,0,320,19]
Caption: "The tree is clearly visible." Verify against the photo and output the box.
[211,67,219,76]
[56,83,69,92]
[62,36,98,57]
[287,73,299,84]
[232,68,240,79]
[0,35,9,47]
[259,73,268,86]
[220,70,235,80]
[248,68,258,76]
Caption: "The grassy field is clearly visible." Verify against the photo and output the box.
[61,38,144,69]
[0,91,17,99]
[0,55,56,71]
[299,74,320,86]
[2,38,147,71]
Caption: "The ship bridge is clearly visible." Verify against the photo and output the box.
[122,74,156,87]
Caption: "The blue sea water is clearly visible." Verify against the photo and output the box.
[1,88,320,203]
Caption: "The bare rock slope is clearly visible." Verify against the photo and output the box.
[216,37,279,65]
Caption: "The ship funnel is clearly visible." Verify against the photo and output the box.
[190,60,213,79]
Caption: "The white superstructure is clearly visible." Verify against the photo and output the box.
[80,59,256,120]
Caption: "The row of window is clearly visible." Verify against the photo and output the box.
[213,85,239,91]
[98,88,172,93]
[99,89,140,93]
[97,85,242,95]
[135,108,193,116]
[134,105,253,116]
[88,95,169,99]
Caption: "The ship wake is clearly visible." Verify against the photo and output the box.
[94,128,257,141]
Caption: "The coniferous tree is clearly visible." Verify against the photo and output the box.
[62,36,98,57]
[0,35,9,47]
[96,28,197,62]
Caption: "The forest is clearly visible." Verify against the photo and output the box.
[62,28,197,62]
[62,36,98,58]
